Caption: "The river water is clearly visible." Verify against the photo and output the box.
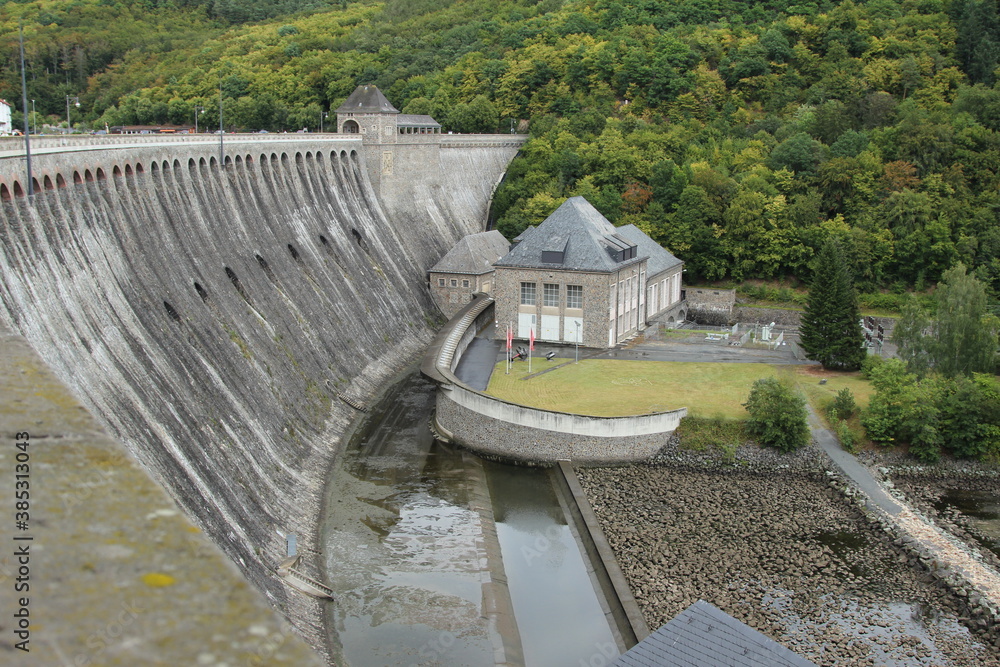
[934,488,1000,558]
[321,371,617,666]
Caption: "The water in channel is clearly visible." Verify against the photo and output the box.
[321,370,617,666]
[933,488,1000,558]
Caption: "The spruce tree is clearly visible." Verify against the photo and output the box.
[799,239,867,370]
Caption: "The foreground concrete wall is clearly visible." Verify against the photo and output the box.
[0,322,322,666]
[0,137,513,657]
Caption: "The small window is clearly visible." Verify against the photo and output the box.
[451,279,458,287]
[520,282,536,306]
[438,278,445,287]
[567,285,583,309]
[544,283,560,307]
[462,279,470,288]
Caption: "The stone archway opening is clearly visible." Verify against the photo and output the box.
[342,119,360,134]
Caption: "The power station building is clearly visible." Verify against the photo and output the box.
[492,197,685,349]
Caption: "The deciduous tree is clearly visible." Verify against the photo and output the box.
[894,264,998,377]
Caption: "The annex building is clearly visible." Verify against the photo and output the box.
[491,196,685,349]
[428,230,511,319]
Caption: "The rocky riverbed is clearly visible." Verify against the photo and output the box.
[578,463,1000,666]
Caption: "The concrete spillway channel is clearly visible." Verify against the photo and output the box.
[320,370,627,666]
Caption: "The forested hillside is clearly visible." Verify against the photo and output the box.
[2,0,999,293]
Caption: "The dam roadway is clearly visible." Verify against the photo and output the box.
[0,132,525,664]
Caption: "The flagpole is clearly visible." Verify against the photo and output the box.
[528,327,533,373]
[505,322,511,375]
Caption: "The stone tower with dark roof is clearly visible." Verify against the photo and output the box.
[335,85,400,144]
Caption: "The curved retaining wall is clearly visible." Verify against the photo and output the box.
[424,296,687,465]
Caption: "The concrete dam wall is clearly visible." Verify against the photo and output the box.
[0,135,522,655]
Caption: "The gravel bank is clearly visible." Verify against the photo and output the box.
[578,461,1000,666]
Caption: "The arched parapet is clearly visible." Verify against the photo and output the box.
[0,134,365,199]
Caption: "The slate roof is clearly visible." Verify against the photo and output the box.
[335,85,399,114]
[429,230,510,276]
[616,224,683,278]
[512,226,535,243]
[398,114,441,128]
[612,600,818,667]
[494,197,646,273]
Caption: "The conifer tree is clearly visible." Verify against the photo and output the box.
[799,239,867,370]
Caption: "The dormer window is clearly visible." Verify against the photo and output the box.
[541,250,564,264]
[542,238,569,265]
[604,236,637,262]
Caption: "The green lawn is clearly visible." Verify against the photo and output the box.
[792,366,874,413]
[486,358,875,421]
[485,359,798,418]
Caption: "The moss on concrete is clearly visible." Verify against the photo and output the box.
[0,324,322,665]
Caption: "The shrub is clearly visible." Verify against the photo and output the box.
[743,377,810,452]
[859,354,885,379]
[837,419,856,453]
[830,388,857,421]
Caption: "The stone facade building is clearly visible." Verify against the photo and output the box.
[428,230,510,319]
[492,197,684,349]
[335,85,441,142]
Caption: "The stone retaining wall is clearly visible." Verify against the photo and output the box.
[732,305,804,327]
[435,387,682,465]
[685,288,735,325]
[424,297,687,465]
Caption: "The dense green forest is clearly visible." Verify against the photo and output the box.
[2,0,999,294]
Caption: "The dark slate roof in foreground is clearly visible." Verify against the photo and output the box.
[616,224,684,278]
[494,197,645,273]
[612,600,818,667]
[429,230,511,275]
[335,85,399,114]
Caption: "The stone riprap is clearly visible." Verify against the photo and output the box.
[0,135,521,658]
[891,473,1000,577]
[579,460,1000,667]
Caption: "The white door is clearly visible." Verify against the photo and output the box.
[518,313,536,339]
[563,317,583,343]
[541,315,560,341]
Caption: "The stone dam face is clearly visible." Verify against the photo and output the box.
[0,136,522,654]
